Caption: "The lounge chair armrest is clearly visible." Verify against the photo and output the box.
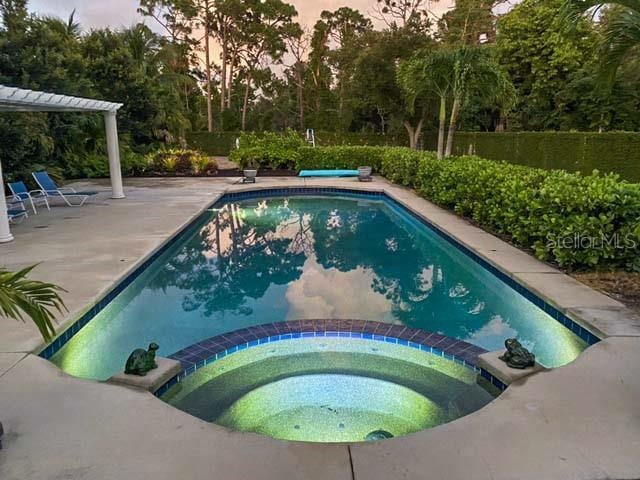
[58,187,77,193]
[5,195,23,206]
[28,189,47,197]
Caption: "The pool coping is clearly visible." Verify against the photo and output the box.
[38,182,632,363]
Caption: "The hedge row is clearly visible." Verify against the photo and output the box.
[240,142,640,271]
[423,131,640,182]
[188,131,408,157]
[295,146,387,171]
[189,130,640,182]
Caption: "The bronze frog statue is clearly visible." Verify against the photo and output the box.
[125,342,159,376]
[499,338,535,369]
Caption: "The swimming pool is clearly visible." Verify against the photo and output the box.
[51,191,588,380]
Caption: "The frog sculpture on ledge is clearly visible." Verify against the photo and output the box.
[499,338,536,369]
[124,342,159,376]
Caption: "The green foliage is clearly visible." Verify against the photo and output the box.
[0,7,204,182]
[291,145,640,270]
[422,131,640,182]
[380,148,434,186]
[188,130,409,156]
[229,130,306,169]
[144,149,217,176]
[61,147,149,179]
[295,146,386,171]
[187,131,241,156]
[0,264,67,342]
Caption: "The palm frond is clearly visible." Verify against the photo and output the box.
[0,265,67,342]
[599,9,640,83]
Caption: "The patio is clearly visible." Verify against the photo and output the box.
[0,176,639,480]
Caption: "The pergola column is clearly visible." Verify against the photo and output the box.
[104,111,125,199]
[0,160,14,243]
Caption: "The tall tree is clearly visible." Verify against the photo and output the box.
[236,0,299,130]
[437,0,496,45]
[496,0,598,130]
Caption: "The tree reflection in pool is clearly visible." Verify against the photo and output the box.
[52,195,586,380]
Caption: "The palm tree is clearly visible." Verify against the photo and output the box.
[398,49,455,158]
[400,46,514,158]
[561,0,640,83]
[445,46,515,156]
[0,265,66,342]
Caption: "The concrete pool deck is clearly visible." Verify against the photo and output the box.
[0,176,639,479]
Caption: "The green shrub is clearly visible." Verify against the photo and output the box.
[295,146,386,171]
[229,130,306,169]
[187,131,240,156]
[62,147,148,179]
[422,131,640,183]
[296,145,640,271]
[188,131,409,156]
[380,148,435,186]
[406,154,640,271]
[144,149,216,176]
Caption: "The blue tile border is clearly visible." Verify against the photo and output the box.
[154,320,507,397]
[39,186,600,362]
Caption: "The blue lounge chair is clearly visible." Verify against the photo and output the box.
[8,181,50,214]
[6,197,28,223]
[32,171,99,207]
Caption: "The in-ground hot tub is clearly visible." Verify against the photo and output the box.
[160,329,500,443]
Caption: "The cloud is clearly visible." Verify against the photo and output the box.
[29,0,453,31]
[29,0,148,31]
[285,255,395,321]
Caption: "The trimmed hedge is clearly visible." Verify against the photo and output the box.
[423,131,640,183]
[229,130,306,169]
[187,131,408,156]
[187,131,240,156]
[238,142,640,271]
[295,146,387,172]
[383,152,640,271]
[190,130,640,182]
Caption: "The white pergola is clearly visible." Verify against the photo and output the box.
[0,85,126,243]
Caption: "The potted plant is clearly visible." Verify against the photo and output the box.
[358,166,373,182]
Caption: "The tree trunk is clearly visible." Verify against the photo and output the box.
[204,0,213,133]
[445,98,461,157]
[227,52,237,109]
[437,96,447,159]
[241,72,252,131]
[220,30,228,114]
[404,118,424,150]
[296,66,304,129]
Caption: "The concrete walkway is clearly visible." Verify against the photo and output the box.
[0,177,639,480]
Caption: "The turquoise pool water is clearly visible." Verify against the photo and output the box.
[52,194,586,380]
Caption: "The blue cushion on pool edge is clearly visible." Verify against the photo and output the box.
[299,170,359,177]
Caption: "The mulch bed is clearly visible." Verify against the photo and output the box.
[573,271,640,314]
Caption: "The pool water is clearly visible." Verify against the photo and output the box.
[52,195,586,380]
[161,337,500,442]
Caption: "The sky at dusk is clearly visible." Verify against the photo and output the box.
[29,0,454,32]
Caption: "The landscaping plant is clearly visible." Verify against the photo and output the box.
[0,265,66,342]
